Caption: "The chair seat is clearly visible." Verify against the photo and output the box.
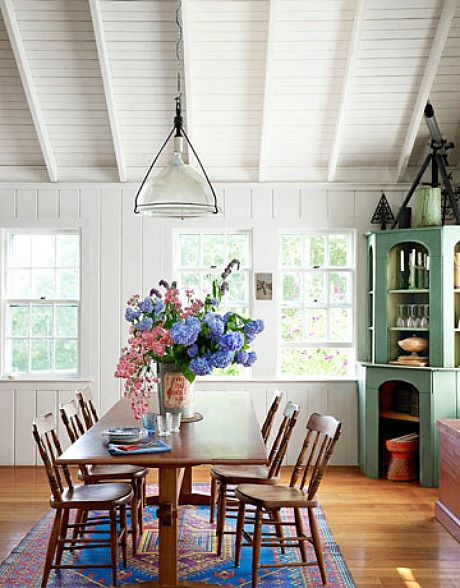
[50,481,133,509]
[81,464,148,481]
[210,464,278,485]
[235,483,318,510]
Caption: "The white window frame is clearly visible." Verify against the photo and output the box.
[1,229,81,378]
[279,229,356,379]
[174,229,253,378]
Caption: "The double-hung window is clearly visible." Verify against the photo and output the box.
[3,231,80,377]
[280,231,355,377]
[175,230,250,376]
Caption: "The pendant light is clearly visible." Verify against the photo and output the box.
[134,0,220,218]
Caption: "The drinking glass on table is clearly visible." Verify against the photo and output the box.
[157,414,171,436]
[141,412,156,434]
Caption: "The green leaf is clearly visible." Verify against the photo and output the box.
[182,364,196,383]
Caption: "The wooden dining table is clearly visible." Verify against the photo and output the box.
[57,390,267,588]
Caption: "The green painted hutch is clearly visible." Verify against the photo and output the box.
[359,226,460,487]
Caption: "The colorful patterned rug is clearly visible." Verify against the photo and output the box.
[0,484,355,587]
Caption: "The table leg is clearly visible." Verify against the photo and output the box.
[157,468,180,586]
[125,467,213,588]
[146,466,211,507]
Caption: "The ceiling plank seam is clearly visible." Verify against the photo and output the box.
[395,0,459,183]
[0,0,58,182]
[258,0,277,183]
[328,0,368,183]
[88,0,127,182]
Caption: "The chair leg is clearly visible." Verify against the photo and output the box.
[308,507,327,585]
[270,509,285,555]
[216,481,227,556]
[252,507,263,588]
[41,509,62,588]
[120,504,128,567]
[109,508,119,587]
[209,476,218,523]
[234,501,246,568]
[55,509,70,565]
[136,478,144,534]
[131,484,139,556]
[294,507,308,562]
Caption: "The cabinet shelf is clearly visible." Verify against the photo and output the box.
[388,327,429,332]
[380,410,419,423]
[388,289,429,294]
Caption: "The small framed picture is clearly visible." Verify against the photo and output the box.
[255,273,273,300]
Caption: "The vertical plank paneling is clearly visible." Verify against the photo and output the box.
[223,185,252,219]
[37,188,59,219]
[15,389,36,465]
[300,188,328,225]
[251,185,274,219]
[0,389,15,465]
[0,188,15,220]
[99,187,122,416]
[16,188,37,219]
[80,187,101,382]
[59,188,81,220]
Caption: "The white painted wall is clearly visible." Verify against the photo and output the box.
[0,181,408,466]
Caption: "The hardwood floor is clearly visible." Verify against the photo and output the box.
[0,465,459,587]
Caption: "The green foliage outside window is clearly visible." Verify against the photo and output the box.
[281,232,354,377]
[5,232,80,375]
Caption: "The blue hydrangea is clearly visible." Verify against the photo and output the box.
[235,351,249,365]
[219,331,244,351]
[203,313,225,340]
[243,351,257,367]
[153,299,165,315]
[209,350,235,369]
[189,357,213,376]
[139,296,153,313]
[125,308,141,322]
[223,311,234,324]
[170,316,201,346]
[137,317,153,331]
[187,344,199,358]
[244,319,265,342]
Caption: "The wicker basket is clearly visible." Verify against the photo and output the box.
[386,433,419,482]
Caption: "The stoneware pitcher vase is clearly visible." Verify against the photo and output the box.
[157,362,195,419]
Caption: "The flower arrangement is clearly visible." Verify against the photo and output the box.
[115,260,264,417]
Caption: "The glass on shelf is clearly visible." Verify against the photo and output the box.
[396,304,407,327]
[406,304,418,328]
[420,304,429,328]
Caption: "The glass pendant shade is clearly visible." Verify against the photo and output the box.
[136,146,217,217]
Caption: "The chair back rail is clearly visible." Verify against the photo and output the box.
[260,388,283,444]
[290,412,342,500]
[267,400,300,478]
[76,386,99,430]
[32,412,74,499]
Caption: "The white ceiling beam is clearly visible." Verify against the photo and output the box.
[0,0,58,182]
[88,0,127,182]
[328,0,368,183]
[395,0,459,182]
[258,0,278,182]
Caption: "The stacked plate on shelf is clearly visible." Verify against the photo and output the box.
[102,427,145,444]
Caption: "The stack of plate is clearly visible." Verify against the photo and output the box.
[102,427,144,444]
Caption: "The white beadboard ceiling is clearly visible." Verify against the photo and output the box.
[0,0,460,184]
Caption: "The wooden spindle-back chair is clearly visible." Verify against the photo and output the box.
[234,412,342,587]
[59,398,148,555]
[33,412,133,587]
[212,400,300,555]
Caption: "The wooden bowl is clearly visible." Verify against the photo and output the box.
[397,335,429,356]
